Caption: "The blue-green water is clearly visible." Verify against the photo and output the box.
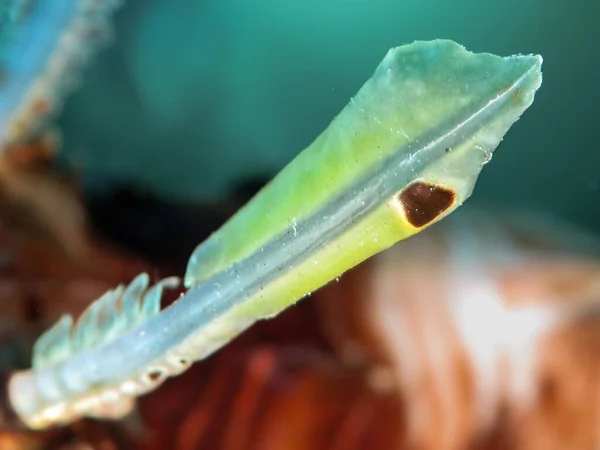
[57,0,599,228]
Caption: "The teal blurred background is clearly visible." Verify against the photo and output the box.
[58,0,600,228]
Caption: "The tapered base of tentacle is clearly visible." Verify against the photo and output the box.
[8,370,136,429]
[6,313,256,429]
[0,371,26,429]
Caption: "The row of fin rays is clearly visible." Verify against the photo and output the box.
[33,274,180,370]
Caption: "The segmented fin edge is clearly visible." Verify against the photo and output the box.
[32,273,180,370]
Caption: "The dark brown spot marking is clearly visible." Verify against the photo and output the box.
[398,181,456,228]
[148,370,163,382]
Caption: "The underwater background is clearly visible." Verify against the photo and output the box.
[2,1,600,449]
[58,0,600,229]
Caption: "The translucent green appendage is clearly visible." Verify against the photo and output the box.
[186,40,543,290]
[11,40,542,430]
